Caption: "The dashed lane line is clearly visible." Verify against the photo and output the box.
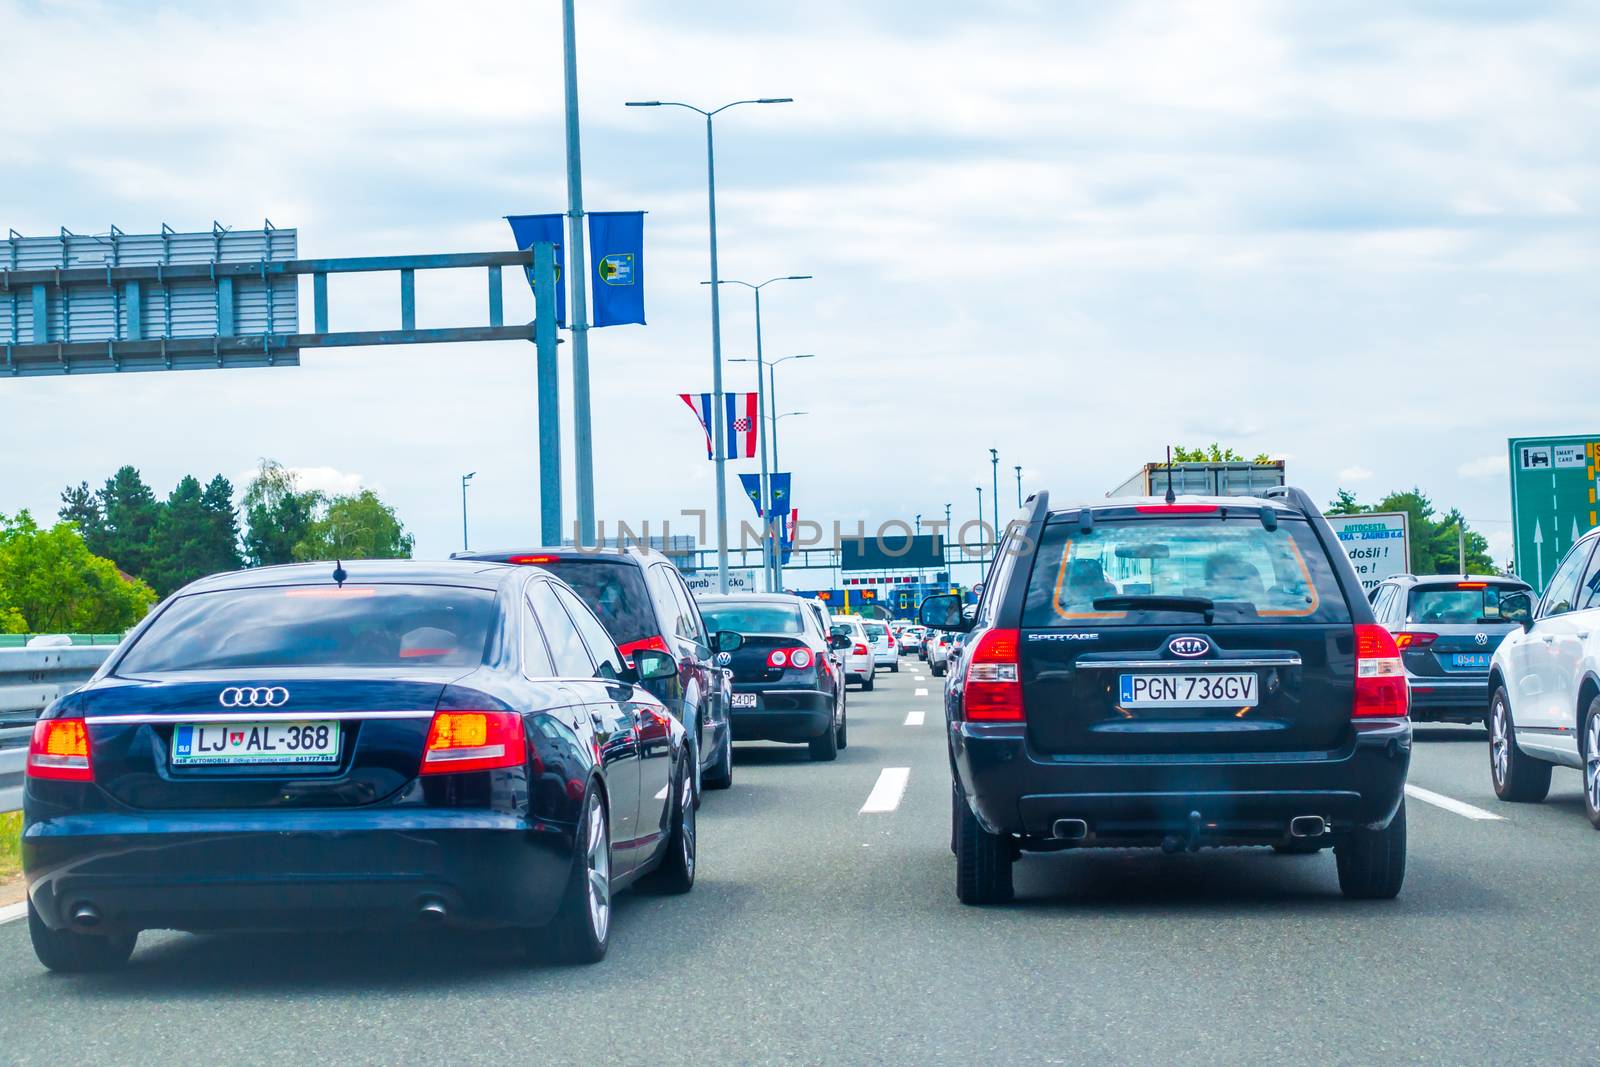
[1405,783,1504,821]
[860,768,911,814]
[915,688,929,697]
[904,711,926,727]
[914,675,926,682]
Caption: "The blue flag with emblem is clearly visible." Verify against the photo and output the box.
[588,211,646,327]
[505,213,566,326]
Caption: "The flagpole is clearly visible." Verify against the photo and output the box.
[561,0,595,547]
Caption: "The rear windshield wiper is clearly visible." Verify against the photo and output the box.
[1093,595,1216,617]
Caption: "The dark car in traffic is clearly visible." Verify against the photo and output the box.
[22,559,700,970]
[697,593,851,761]
[922,488,1411,905]
[456,547,736,797]
[1368,573,1533,725]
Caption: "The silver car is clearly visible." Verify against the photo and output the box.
[928,630,957,676]
[831,615,876,691]
[1370,573,1532,725]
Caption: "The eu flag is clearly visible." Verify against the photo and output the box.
[588,211,645,327]
[505,213,566,326]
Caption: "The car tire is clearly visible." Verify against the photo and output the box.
[704,729,733,790]
[932,664,945,677]
[835,694,849,750]
[1490,685,1551,803]
[1334,799,1406,900]
[1583,697,1600,830]
[808,717,839,761]
[954,781,1014,905]
[650,762,697,894]
[862,674,875,692]
[891,661,899,674]
[543,782,611,964]
[27,901,136,973]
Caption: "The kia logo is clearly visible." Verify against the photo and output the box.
[218,686,289,708]
[1168,636,1211,658]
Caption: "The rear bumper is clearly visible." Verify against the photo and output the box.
[953,719,1411,847]
[1406,678,1490,721]
[729,686,833,742]
[24,808,572,935]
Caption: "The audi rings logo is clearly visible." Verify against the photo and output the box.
[218,686,290,708]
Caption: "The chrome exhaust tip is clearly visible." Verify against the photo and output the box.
[417,898,448,925]
[1051,818,1089,841]
[1288,815,1327,838]
[70,903,101,929]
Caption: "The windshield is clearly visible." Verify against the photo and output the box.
[1408,584,1523,624]
[1023,516,1352,626]
[699,601,805,635]
[535,560,656,644]
[117,585,498,672]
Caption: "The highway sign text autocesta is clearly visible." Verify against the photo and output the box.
[1508,433,1600,593]
[1324,511,1411,594]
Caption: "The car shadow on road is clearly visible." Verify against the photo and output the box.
[1413,726,1488,743]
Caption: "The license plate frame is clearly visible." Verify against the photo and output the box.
[1450,653,1491,669]
[1118,672,1258,709]
[730,693,759,709]
[171,720,341,766]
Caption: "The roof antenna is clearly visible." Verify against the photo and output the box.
[332,560,347,587]
[1164,445,1176,505]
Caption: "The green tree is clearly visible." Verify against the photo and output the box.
[293,490,414,562]
[146,475,242,594]
[200,474,244,572]
[96,466,162,579]
[1328,487,1496,575]
[1326,488,1364,515]
[242,460,322,567]
[58,481,107,554]
[1171,444,1274,464]
[0,511,156,633]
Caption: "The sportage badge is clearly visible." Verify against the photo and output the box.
[1168,636,1211,658]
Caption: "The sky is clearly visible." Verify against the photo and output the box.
[3,0,1599,571]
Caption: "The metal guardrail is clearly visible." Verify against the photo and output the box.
[0,645,115,733]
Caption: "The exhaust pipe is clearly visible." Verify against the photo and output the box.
[1052,818,1089,841]
[1289,815,1327,838]
[70,903,101,929]
[417,898,448,925]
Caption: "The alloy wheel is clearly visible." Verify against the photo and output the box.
[586,793,611,942]
[680,770,697,879]
[1491,698,1510,786]
[1587,712,1600,815]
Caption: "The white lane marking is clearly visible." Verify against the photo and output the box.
[914,675,926,682]
[860,767,911,814]
[915,687,929,697]
[653,784,669,801]
[904,711,925,727]
[1405,783,1504,821]
[0,901,25,927]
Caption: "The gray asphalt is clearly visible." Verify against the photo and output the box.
[2,666,1599,1065]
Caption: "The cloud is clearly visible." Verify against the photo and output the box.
[1337,466,1375,482]
[233,466,366,499]
[1458,455,1510,479]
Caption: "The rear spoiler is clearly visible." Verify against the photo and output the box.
[1262,486,1375,622]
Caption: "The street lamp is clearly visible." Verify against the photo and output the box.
[460,472,476,553]
[1015,465,1022,507]
[733,353,814,473]
[989,448,1000,556]
[625,96,794,594]
[975,485,984,577]
[711,276,810,591]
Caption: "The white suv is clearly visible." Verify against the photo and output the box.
[831,615,876,691]
[1488,527,1600,826]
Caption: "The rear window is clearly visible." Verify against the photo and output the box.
[699,601,805,635]
[117,585,498,672]
[1022,516,1352,627]
[535,561,656,644]
[1407,583,1525,624]
[862,622,888,638]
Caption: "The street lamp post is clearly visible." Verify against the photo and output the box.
[560,0,595,546]
[975,485,984,578]
[1015,465,1022,507]
[989,448,1000,554]
[714,278,810,592]
[625,96,794,592]
[460,472,476,552]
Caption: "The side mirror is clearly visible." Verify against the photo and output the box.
[634,647,679,682]
[715,630,745,653]
[829,633,852,651]
[918,593,968,631]
[1501,591,1534,631]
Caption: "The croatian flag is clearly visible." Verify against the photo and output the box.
[678,392,758,459]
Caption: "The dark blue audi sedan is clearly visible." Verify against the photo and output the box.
[22,559,702,970]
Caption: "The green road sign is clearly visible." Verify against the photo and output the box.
[1508,434,1600,593]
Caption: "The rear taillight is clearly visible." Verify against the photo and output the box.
[619,634,671,668]
[1353,623,1409,719]
[854,643,868,656]
[420,710,528,775]
[788,648,813,669]
[767,648,789,668]
[1394,631,1438,650]
[887,634,895,647]
[27,718,92,781]
[962,628,1023,722]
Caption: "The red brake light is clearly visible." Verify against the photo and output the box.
[1353,624,1408,719]
[1135,504,1219,514]
[767,648,790,668]
[962,628,1024,722]
[854,643,868,656]
[508,555,559,564]
[1456,582,1487,589]
[1394,631,1438,650]
[27,718,92,781]
[618,634,671,668]
[420,710,527,775]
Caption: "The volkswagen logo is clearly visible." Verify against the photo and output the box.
[1475,632,1488,646]
[1168,635,1211,658]
[218,686,289,708]
[715,651,732,667]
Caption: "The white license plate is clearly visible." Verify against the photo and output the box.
[731,693,758,709]
[1118,673,1258,708]
[171,721,340,766]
